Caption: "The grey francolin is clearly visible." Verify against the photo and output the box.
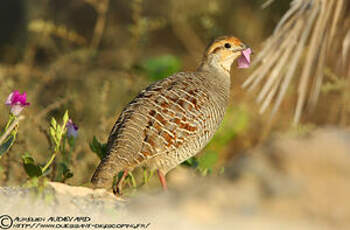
[91,36,251,193]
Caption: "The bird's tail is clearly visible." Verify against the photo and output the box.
[91,160,121,189]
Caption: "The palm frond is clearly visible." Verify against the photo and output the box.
[243,0,349,124]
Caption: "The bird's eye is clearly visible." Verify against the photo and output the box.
[224,43,231,49]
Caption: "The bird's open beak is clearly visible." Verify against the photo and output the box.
[237,45,252,69]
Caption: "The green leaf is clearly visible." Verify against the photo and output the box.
[57,162,73,181]
[49,127,57,143]
[92,136,99,146]
[89,136,107,160]
[0,134,15,156]
[63,170,73,180]
[22,153,43,178]
[181,157,199,168]
[56,125,62,138]
[100,144,107,159]
[50,117,57,130]
[63,110,69,125]
[89,141,97,153]
[22,153,35,164]
[89,136,98,152]
[142,55,182,81]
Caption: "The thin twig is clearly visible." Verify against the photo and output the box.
[262,0,275,9]
[89,0,110,50]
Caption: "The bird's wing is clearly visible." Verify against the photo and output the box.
[104,71,212,169]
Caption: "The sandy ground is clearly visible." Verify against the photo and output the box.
[1,128,350,230]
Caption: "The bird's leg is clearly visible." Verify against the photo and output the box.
[157,169,168,191]
[113,170,128,195]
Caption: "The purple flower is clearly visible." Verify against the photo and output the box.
[66,119,78,138]
[237,48,252,69]
[5,90,30,116]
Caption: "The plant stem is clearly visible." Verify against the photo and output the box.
[5,114,15,130]
[128,172,137,188]
[42,153,56,173]
[0,115,24,145]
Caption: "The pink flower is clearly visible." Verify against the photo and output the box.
[66,119,78,138]
[5,90,30,116]
[237,48,252,69]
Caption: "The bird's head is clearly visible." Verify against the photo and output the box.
[200,36,252,75]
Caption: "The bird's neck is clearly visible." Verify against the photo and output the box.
[197,62,231,104]
[197,62,231,87]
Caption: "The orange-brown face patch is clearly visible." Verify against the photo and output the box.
[207,36,242,55]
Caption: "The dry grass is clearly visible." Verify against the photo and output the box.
[243,0,350,124]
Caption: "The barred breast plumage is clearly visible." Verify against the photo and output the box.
[91,35,250,191]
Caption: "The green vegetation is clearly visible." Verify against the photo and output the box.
[141,55,182,81]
